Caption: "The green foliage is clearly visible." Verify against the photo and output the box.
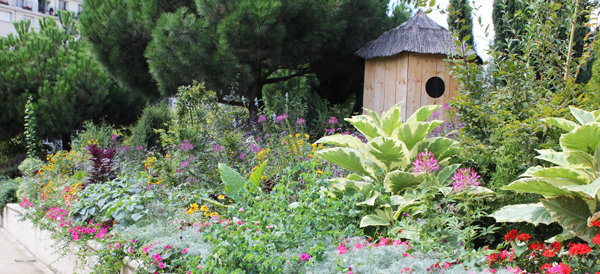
[71,121,117,153]
[70,177,155,226]
[447,0,474,48]
[198,160,361,272]
[584,37,600,108]
[451,0,597,211]
[315,103,461,228]
[131,102,172,150]
[81,0,401,121]
[23,96,40,158]
[17,157,44,177]
[0,178,18,210]
[0,13,142,144]
[491,107,600,242]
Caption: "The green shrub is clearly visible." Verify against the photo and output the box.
[491,107,600,242]
[131,102,172,150]
[17,157,44,177]
[16,176,39,202]
[71,121,117,152]
[0,179,19,210]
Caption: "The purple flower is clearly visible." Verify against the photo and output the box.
[111,134,119,141]
[451,168,481,190]
[239,152,247,160]
[412,151,440,174]
[180,161,190,168]
[275,113,288,123]
[257,115,267,123]
[136,145,144,151]
[299,253,311,261]
[213,144,223,152]
[121,145,130,152]
[324,128,336,135]
[328,116,338,125]
[296,118,306,125]
[180,140,194,151]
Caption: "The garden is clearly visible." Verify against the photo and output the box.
[1,0,600,273]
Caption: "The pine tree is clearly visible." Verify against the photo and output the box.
[80,0,404,122]
[0,12,143,147]
[447,0,474,48]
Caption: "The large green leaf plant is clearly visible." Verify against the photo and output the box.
[315,102,473,228]
[491,107,600,242]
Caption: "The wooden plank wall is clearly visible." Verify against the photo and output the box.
[362,53,459,121]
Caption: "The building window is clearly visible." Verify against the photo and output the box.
[425,76,445,98]
[0,11,11,22]
[58,0,67,10]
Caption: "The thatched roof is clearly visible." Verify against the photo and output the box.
[356,10,476,59]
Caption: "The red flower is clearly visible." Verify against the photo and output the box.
[593,234,600,245]
[516,233,531,242]
[529,241,546,251]
[568,243,591,256]
[505,229,519,242]
[540,263,553,272]
[549,241,561,252]
[542,248,557,258]
[590,220,600,227]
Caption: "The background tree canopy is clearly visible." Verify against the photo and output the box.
[80,0,409,120]
[0,12,144,146]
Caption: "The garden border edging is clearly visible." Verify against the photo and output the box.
[1,203,138,273]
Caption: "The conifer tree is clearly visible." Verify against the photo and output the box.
[447,0,474,48]
[0,12,142,147]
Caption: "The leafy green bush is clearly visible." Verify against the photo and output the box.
[71,121,117,152]
[17,157,44,177]
[491,107,600,242]
[70,177,155,226]
[131,102,172,150]
[314,103,460,228]
[0,178,18,209]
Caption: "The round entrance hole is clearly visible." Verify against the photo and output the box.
[425,77,445,98]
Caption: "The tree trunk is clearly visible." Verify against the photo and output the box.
[248,66,264,130]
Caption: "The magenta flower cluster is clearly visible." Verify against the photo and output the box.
[257,115,267,123]
[180,140,194,151]
[328,116,338,125]
[451,167,481,190]
[275,113,288,123]
[412,151,440,174]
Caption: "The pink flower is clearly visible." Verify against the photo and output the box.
[182,248,188,254]
[296,118,306,125]
[165,244,170,250]
[275,113,288,123]
[328,116,338,125]
[337,242,348,255]
[412,151,440,174]
[158,262,165,269]
[153,253,162,263]
[257,115,267,123]
[354,243,363,250]
[401,267,413,273]
[451,168,481,190]
[299,253,311,261]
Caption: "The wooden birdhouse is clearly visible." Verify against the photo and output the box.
[355,10,477,120]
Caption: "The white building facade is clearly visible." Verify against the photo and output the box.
[0,0,82,36]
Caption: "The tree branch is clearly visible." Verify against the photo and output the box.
[263,68,312,85]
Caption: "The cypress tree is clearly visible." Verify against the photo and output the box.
[447,0,474,48]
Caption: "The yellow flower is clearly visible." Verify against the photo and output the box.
[200,205,209,212]
[185,203,199,214]
[203,211,209,216]
[316,169,323,176]
[304,134,310,139]
[295,133,301,138]
[210,212,219,217]
[218,195,225,200]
